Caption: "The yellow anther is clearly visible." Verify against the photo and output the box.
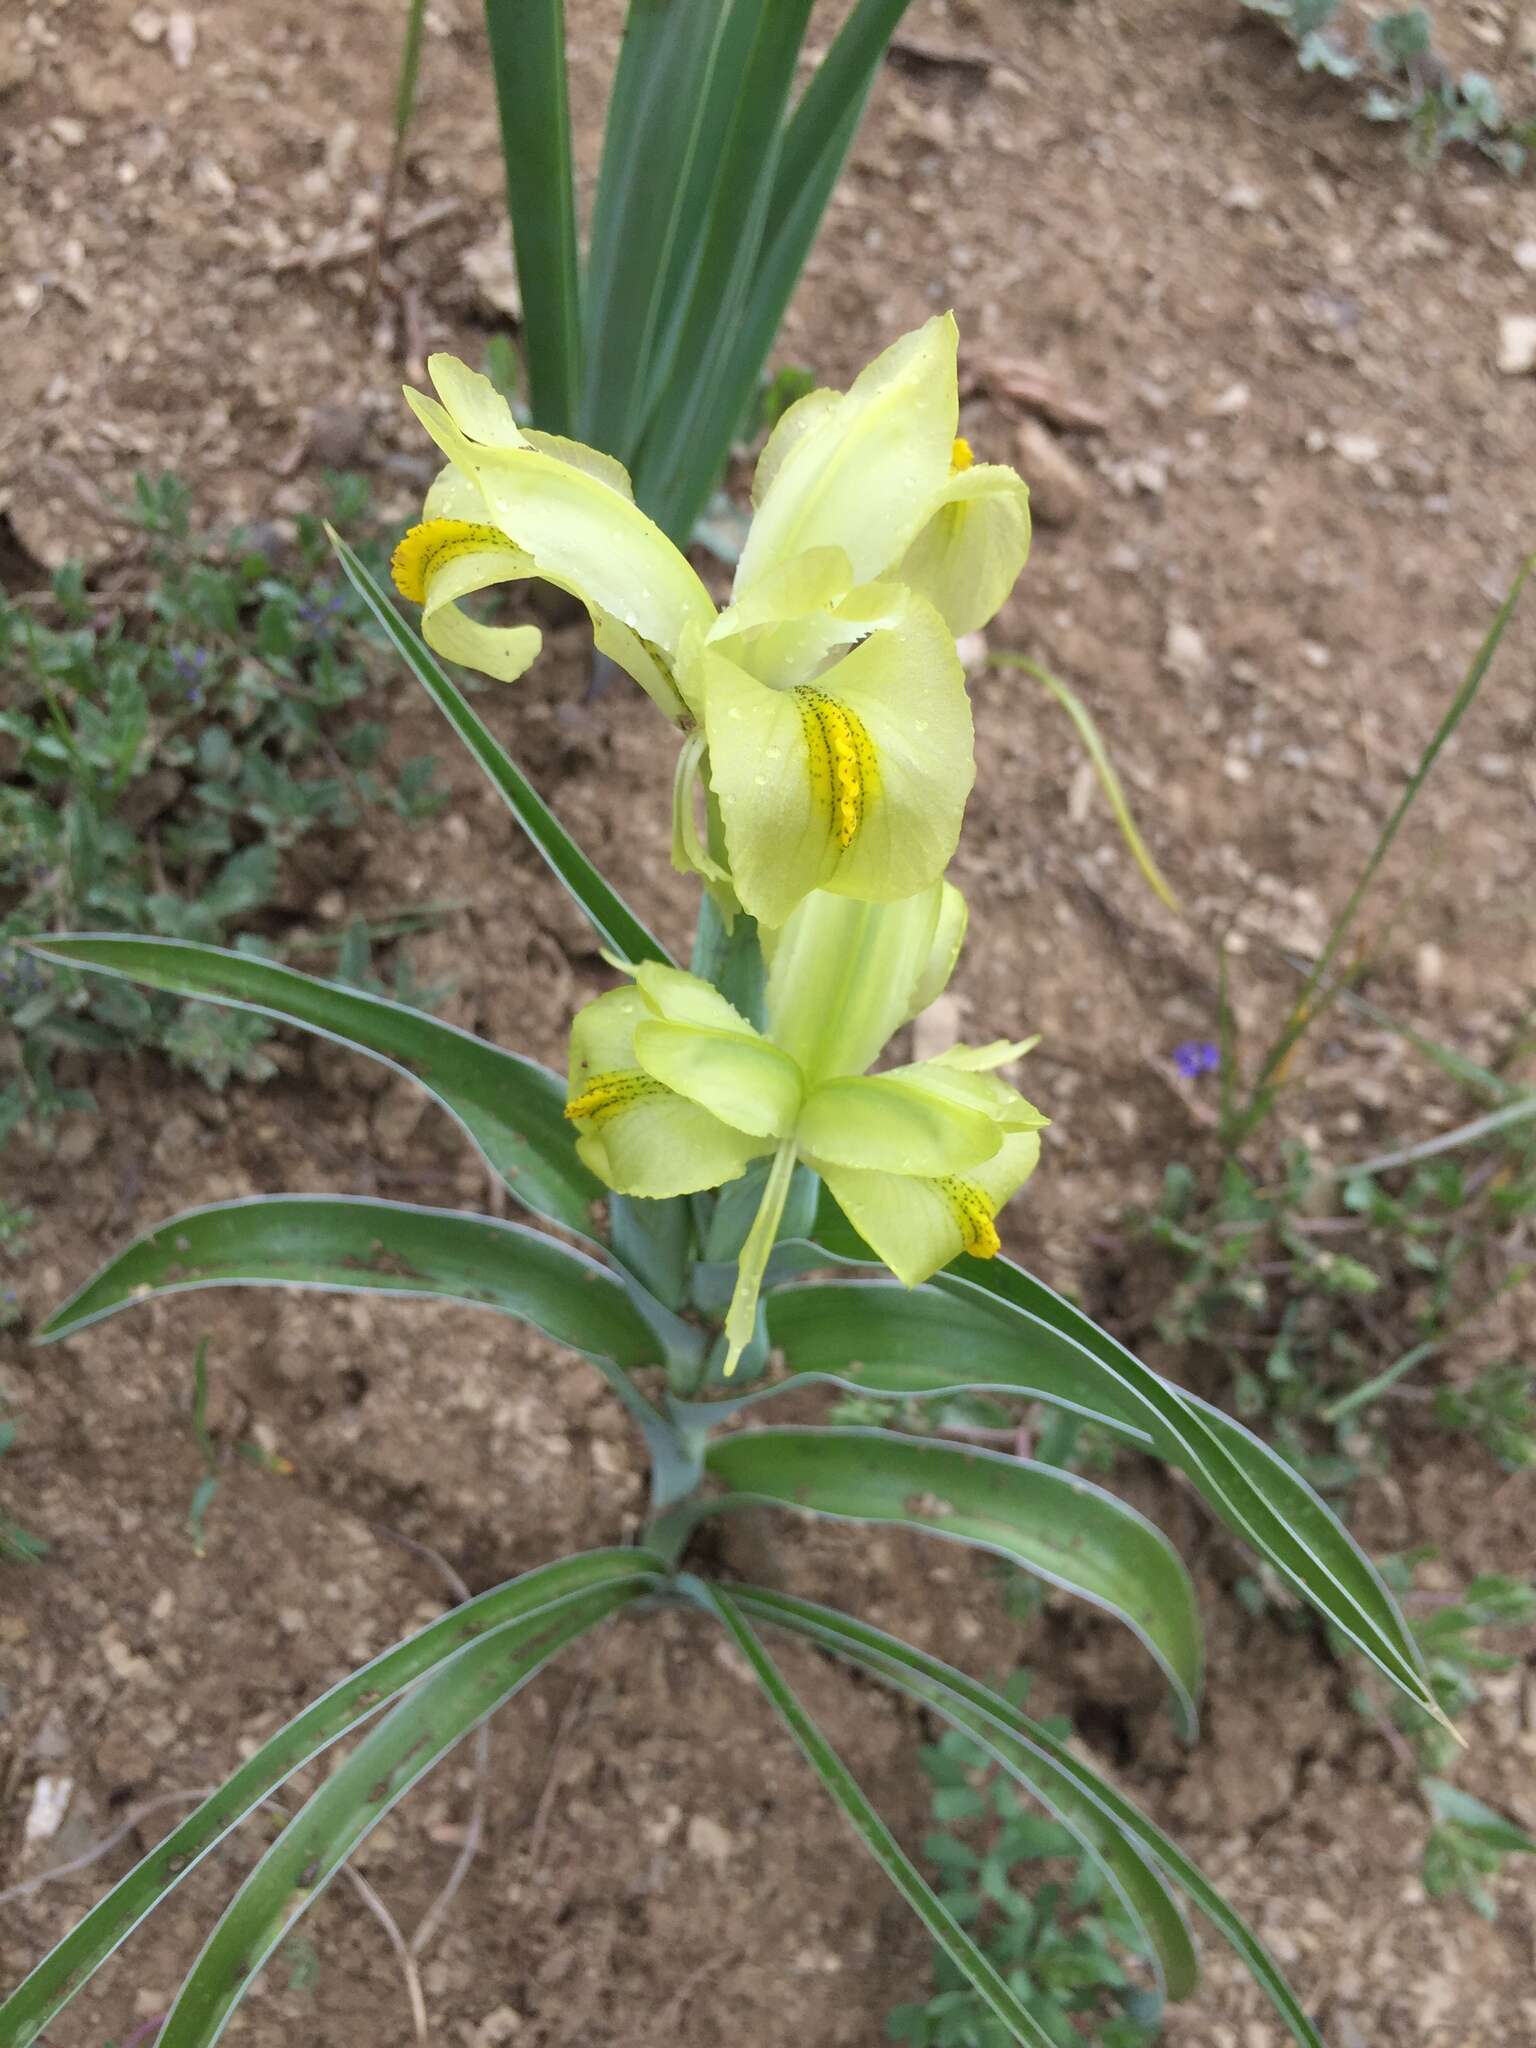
[932,1175,1001,1259]
[564,1069,668,1127]
[950,436,975,473]
[794,687,879,852]
[390,519,518,604]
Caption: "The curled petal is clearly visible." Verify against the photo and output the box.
[737,315,959,593]
[817,1129,1043,1286]
[898,462,1033,636]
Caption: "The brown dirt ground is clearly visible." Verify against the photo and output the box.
[4,1,1536,2043]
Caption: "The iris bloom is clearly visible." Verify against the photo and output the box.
[390,318,1030,928]
[563,885,1046,1374]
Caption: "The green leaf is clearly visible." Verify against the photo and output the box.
[931,1254,1433,1717]
[580,0,762,461]
[1422,1779,1536,1854]
[792,1211,1435,1722]
[684,1579,1057,2048]
[37,1194,663,1370]
[484,0,580,432]
[699,1426,1203,1732]
[762,1280,1156,1442]
[638,0,912,539]
[157,1581,640,2046]
[0,1550,661,2047]
[25,933,599,1233]
[631,0,817,530]
[328,527,673,970]
[734,1586,1324,2048]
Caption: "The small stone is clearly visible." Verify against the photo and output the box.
[685,1813,735,1866]
[128,6,165,41]
[1496,313,1536,377]
[371,1078,428,1161]
[24,1775,73,1844]
[165,10,197,67]
[1514,239,1536,276]
[1333,431,1382,466]
[1224,181,1263,212]
[31,1709,71,1762]
[1205,380,1250,416]
[462,237,522,321]
[48,116,88,148]
[52,1116,100,1166]
[472,2007,524,2045]
[1013,417,1087,527]
[1162,620,1210,682]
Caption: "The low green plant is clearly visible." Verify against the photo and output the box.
[1364,8,1536,173]
[0,473,445,1144]
[891,1679,1162,2048]
[1239,0,1360,80]
[2,326,1448,2048]
[1341,1556,1536,1915]
[0,1418,46,1565]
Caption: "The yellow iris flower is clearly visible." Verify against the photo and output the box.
[562,883,1045,1374]
[390,318,1031,930]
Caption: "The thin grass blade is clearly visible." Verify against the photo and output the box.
[329,527,673,968]
[1238,556,1532,1138]
[1342,1093,1536,1177]
[685,1579,1057,2048]
[484,0,580,430]
[0,1552,661,2047]
[994,654,1180,914]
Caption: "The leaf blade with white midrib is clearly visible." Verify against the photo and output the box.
[37,1194,662,1370]
[701,1425,1203,1732]
[800,1198,1434,1721]
[0,1550,662,2048]
[687,1580,1057,2048]
[157,1581,643,2047]
[732,1584,1323,2048]
[25,933,598,1233]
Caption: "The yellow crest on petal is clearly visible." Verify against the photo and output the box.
[391,519,518,604]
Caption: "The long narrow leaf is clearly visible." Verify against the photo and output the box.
[632,0,815,527]
[795,1204,1435,1721]
[700,1426,1203,1731]
[1343,1093,1536,1177]
[734,1586,1324,2048]
[730,1591,1194,2003]
[0,1551,661,2046]
[761,1279,1155,1442]
[37,1194,664,1370]
[686,1580,1057,2048]
[581,0,761,458]
[25,933,599,1233]
[158,1582,641,2046]
[764,0,915,248]
[484,0,580,431]
[329,528,673,969]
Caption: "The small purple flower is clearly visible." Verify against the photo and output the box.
[1172,1039,1220,1081]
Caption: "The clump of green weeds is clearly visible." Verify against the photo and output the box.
[1240,1,1536,172]
[0,473,447,1146]
[1339,1554,1536,1914]
[1136,1133,1533,1499]
[891,1676,1160,2048]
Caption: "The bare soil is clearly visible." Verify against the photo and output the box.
[3,2,1536,2044]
